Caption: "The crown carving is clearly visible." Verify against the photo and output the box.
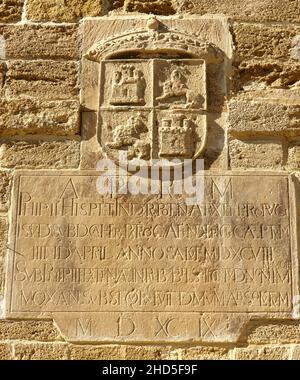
[84,28,223,63]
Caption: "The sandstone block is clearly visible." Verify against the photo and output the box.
[0,320,62,341]
[125,346,162,360]
[291,345,300,359]
[126,0,176,15]
[229,139,283,169]
[0,172,10,205]
[287,143,300,169]
[0,217,7,296]
[0,24,79,60]
[0,0,23,22]
[0,99,80,136]
[234,346,291,360]
[0,343,12,360]
[181,346,229,360]
[5,61,79,100]
[246,322,300,344]
[234,60,300,93]
[13,343,68,360]
[70,345,123,360]
[228,101,300,137]
[0,139,80,169]
[180,0,300,23]
[26,0,103,22]
[233,23,300,63]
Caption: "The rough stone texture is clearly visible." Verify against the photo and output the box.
[234,346,291,360]
[229,139,283,169]
[0,99,80,136]
[291,346,300,359]
[13,343,69,360]
[233,60,300,94]
[5,61,79,100]
[126,0,176,15]
[233,23,300,62]
[0,320,62,341]
[0,0,23,22]
[125,346,163,360]
[0,24,79,60]
[246,321,300,344]
[181,346,229,360]
[287,143,300,169]
[228,101,300,137]
[0,343,12,360]
[180,0,300,23]
[70,345,123,360]
[0,172,10,205]
[0,217,7,298]
[26,0,103,22]
[0,139,80,169]
[0,1,298,360]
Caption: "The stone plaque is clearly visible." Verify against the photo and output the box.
[5,171,296,343]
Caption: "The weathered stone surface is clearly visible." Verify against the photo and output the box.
[125,346,162,360]
[0,320,62,341]
[228,101,300,137]
[26,0,103,22]
[233,23,300,63]
[246,321,300,344]
[0,217,8,298]
[287,143,300,169]
[291,345,300,359]
[0,139,80,169]
[233,60,300,94]
[126,0,176,15]
[6,172,293,343]
[229,140,283,169]
[0,343,12,360]
[180,0,300,23]
[13,343,68,360]
[70,345,123,360]
[0,99,80,136]
[234,346,291,360]
[0,0,23,22]
[0,24,79,60]
[181,346,229,360]
[0,172,11,205]
[0,63,5,89]
[5,61,79,100]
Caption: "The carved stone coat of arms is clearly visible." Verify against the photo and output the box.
[84,17,223,165]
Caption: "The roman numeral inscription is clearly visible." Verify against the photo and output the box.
[5,171,295,343]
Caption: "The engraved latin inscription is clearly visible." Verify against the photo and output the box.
[6,172,294,341]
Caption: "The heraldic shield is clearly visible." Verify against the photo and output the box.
[98,59,207,163]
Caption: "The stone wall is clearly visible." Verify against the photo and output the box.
[0,0,300,360]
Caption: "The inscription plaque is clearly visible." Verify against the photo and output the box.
[5,171,296,342]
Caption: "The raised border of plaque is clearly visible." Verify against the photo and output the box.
[4,170,299,343]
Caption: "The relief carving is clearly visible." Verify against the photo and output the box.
[82,17,222,164]
[110,65,146,106]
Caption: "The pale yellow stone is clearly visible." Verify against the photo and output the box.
[287,144,300,170]
[229,140,283,169]
[26,0,103,22]
[5,61,79,100]
[0,139,80,169]
[246,321,300,344]
[0,24,79,60]
[181,346,229,360]
[234,346,291,360]
[0,320,62,341]
[13,343,69,360]
[70,345,123,360]
[181,0,300,23]
[0,343,12,360]
[0,99,80,136]
[228,101,300,137]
